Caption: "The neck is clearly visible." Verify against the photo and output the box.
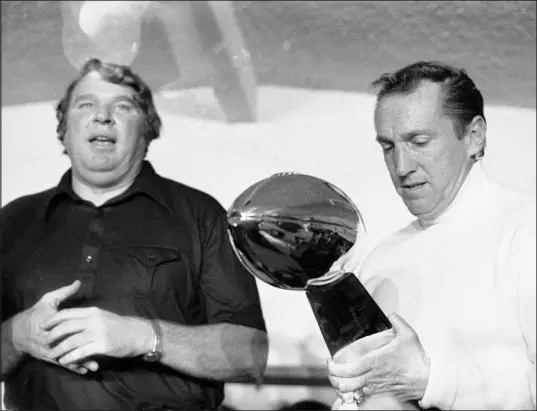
[71,165,143,207]
[418,160,479,227]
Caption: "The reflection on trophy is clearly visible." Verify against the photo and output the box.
[227,172,392,356]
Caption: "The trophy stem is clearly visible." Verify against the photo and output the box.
[305,272,392,357]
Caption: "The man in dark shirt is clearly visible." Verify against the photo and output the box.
[1,58,268,410]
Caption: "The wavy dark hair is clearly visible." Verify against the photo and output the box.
[55,58,162,154]
[371,61,486,159]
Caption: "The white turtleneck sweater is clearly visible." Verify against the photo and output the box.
[343,162,536,409]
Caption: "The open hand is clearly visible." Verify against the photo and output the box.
[11,280,98,375]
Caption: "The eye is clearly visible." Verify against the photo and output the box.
[76,101,94,109]
[114,102,135,112]
[413,139,429,147]
[411,135,430,147]
[381,144,394,153]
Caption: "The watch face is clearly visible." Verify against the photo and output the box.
[143,352,161,362]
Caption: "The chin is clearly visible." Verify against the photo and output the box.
[80,164,121,183]
[404,202,433,219]
[83,157,119,171]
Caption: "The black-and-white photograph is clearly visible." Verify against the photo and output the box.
[2,1,535,410]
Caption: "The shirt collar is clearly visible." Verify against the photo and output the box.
[43,161,174,219]
[417,160,488,228]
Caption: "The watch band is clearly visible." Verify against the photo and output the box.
[152,319,163,355]
[143,319,163,362]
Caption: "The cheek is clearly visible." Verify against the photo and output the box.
[433,146,467,177]
[414,144,455,175]
[121,117,143,140]
[383,156,399,179]
[65,115,90,138]
[63,128,81,149]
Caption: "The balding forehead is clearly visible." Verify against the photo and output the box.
[379,81,442,106]
[376,83,443,118]
[374,81,448,137]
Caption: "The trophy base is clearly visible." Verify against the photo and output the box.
[306,272,392,356]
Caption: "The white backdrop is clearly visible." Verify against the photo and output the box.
[2,86,535,409]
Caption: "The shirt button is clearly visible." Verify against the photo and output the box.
[85,255,93,263]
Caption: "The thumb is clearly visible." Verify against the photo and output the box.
[388,313,414,336]
[41,280,81,307]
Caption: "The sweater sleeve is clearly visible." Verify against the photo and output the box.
[419,208,536,410]
[419,356,535,409]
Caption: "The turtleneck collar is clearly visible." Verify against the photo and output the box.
[416,161,488,229]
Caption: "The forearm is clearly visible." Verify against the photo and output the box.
[1,317,26,380]
[138,319,268,381]
[419,355,535,410]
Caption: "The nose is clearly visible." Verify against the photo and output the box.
[393,144,416,177]
[93,106,114,125]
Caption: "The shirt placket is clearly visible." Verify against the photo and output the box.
[78,207,105,299]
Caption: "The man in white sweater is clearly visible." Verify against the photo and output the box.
[328,61,536,410]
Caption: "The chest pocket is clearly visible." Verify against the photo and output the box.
[122,245,184,300]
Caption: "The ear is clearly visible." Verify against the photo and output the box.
[465,115,486,159]
[60,135,69,155]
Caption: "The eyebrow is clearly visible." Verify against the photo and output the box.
[375,135,393,145]
[376,129,434,144]
[72,93,137,105]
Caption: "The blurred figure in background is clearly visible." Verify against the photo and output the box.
[1,58,267,410]
[329,61,536,410]
[60,0,257,122]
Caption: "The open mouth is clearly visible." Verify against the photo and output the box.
[89,135,116,143]
[89,135,116,144]
[402,182,426,190]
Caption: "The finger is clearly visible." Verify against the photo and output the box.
[41,307,95,330]
[58,358,99,373]
[388,313,414,337]
[63,361,99,374]
[65,363,89,375]
[336,389,355,404]
[82,360,99,372]
[328,374,368,394]
[328,356,375,378]
[41,280,81,307]
[57,343,99,367]
[48,331,94,361]
[43,319,88,346]
[361,384,378,396]
[365,383,407,396]
[43,356,89,375]
[333,328,395,363]
[333,396,358,410]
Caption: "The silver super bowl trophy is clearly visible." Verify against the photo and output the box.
[227,172,392,356]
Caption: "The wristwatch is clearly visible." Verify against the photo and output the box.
[142,319,163,362]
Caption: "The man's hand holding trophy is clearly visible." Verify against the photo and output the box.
[226,172,408,409]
